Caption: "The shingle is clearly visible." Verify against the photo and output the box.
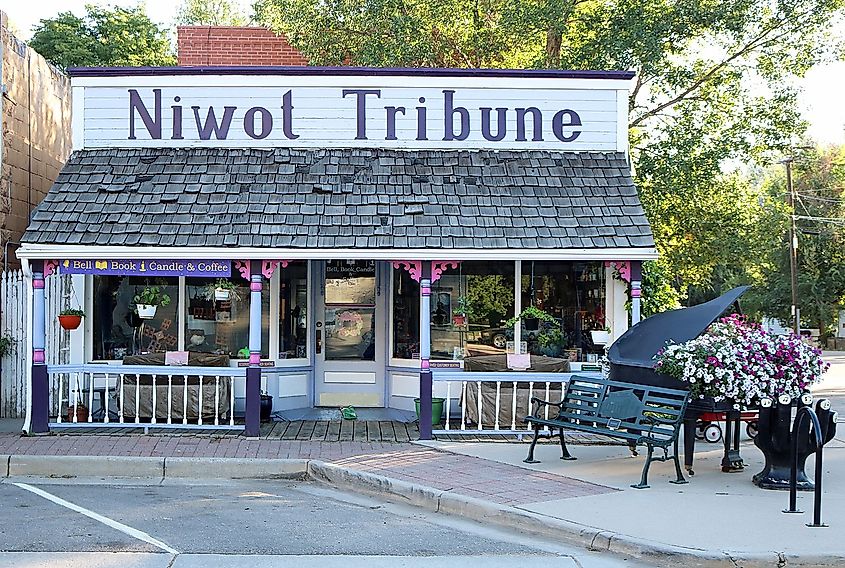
[22,148,652,252]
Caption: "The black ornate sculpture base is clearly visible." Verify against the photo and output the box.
[752,401,837,491]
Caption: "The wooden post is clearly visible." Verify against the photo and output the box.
[630,260,643,325]
[245,263,263,437]
[419,262,433,440]
[30,260,49,434]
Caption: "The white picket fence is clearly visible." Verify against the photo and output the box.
[0,270,69,418]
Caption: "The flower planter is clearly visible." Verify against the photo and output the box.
[260,394,273,422]
[414,397,446,426]
[590,330,611,345]
[58,315,82,330]
[66,404,89,423]
[136,304,157,319]
[452,314,467,326]
[214,288,231,301]
[523,317,540,331]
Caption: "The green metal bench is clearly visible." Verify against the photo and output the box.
[523,375,691,489]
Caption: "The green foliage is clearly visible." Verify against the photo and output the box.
[177,0,250,26]
[133,286,172,308]
[59,308,85,317]
[641,260,682,317]
[0,334,15,359]
[505,305,557,327]
[454,295,474,317]
[29,5,176,69]
[464,274,513,324]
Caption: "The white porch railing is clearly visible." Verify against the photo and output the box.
[431,371,602,435]
[48,364,245,430]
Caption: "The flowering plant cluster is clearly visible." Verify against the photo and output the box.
[654,314,828,407]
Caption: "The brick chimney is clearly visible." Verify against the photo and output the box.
[177,26,308,66]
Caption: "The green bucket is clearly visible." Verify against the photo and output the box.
[414,397,446,426]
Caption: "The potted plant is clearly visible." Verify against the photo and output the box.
[537,327,565,357]
[205,278,241,302]
[655,314,831,486]
[590,327,611,345]
[506,305,556,330]
[58,308,85,330]
[452,296,472,326]
[133,286,171,319]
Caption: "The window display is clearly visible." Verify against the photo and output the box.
[279,261,308,359]
[93,276,179,360]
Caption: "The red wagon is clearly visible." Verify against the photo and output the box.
[696,410,759,443]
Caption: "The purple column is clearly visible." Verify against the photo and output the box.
[30,260,49,434]
[630,261,643,325]
[418,262,433,440]
[245,264,263,437]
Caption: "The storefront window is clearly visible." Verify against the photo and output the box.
[391,261,515,360]
[185,277,269,359]
[520,261,606,360]
[93,276,179,360]
[279,261,308,359]
[324,260,376,361]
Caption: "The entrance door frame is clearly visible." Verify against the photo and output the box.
[312,260,389,407]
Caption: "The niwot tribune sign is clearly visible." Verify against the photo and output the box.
[73,73,630,151]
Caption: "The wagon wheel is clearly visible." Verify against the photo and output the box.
[695,421,709,440]
[746,420,759,439]
[704,423,723,443]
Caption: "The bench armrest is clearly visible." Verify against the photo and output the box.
[529,396,564,408]
[643,415,680,426]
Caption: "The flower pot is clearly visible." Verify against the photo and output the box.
[590,330,611,345]
[414,397,445,426]
[66,404,89,423]
[523,317,540,331]
[260,394,273,422]
[452,314,466,326]
[136,304,157,319]
[58,315,82,330]
[214,288,231,301]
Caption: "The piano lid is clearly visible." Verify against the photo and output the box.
[608,286,750,370]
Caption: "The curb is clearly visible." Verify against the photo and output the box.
[3,454,842,567]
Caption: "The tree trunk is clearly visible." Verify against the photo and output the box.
[545,29,561,67]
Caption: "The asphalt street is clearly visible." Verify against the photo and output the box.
[0,478,646,568]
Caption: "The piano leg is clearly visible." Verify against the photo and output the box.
[721,409,745,472]
[683,416,698,475]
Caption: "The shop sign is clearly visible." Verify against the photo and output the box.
[60,259,231,277]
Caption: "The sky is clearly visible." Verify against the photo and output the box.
[2,0,844,146]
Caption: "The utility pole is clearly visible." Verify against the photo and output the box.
[783,158,800,335]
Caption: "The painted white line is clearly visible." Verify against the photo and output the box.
[12,482,180,555]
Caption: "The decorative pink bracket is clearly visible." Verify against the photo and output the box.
[431,261,461,283]
[44,260,59,277]
[235,260,291,280]
[392,260,422,282]
[605,260,631,283]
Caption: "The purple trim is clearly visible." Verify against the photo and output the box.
[30,364,50,434]
[421,359,430,370]
[249,353,262,365]
[250,281,262,292]
[68,66,634,80]
[245,366,261,437]
[421,286,431,295]
[33,349,45,364]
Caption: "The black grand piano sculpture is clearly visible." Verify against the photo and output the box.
[608,286,751,474]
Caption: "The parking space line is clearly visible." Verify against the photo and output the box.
[12,482,180,555]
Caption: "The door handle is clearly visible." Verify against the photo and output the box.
[316,328,322,354]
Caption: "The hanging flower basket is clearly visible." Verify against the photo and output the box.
[58,310,84,331]
[214,287,231,301]
[136,304,158,319]
[590,330,611,345]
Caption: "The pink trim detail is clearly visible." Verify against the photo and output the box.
[234,260,250,280]
[421,360,430,370]
[44,260,59,277]
[421,286,431,295]
[605,260,631,283]
[631,288,642,298]
[262,260,288,279]
[431,261,460,283]
[33,349,45,364]
[250,281,263,292]
[249,353,261,365]
[33,278,45,290]
[392,260,422,282]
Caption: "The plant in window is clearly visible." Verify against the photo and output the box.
[58,308,86,330]
[133,286,172,319]
[453,296,473,326]
[204,278,241,302]
[537,327,566,357]
[505,305,556,329]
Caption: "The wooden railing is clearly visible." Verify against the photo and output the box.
[48,364,245,430]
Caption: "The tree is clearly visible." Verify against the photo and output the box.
[176,0,250,26]
[749,147,845,335]
[254,0,843,311]
[29,4,175,69]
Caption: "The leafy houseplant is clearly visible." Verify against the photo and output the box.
[506,306,556,330]
[133,286,172,319]
[206,278,241,302]
[453,296,473,326]
[537,327,565,357]
[58,308,85,331]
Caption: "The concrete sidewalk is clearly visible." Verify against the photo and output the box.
[1,422,843,567]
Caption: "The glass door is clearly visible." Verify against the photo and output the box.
[315,260,384,407]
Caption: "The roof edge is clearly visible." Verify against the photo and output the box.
[67,66,635,81]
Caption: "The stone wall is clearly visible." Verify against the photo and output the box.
[1,11,72,269]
